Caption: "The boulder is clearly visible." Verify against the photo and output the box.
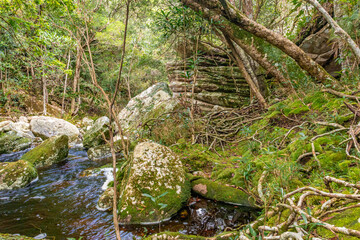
[97,187,114,211]
[0,131,33,154]
[118,141,190,224]
[30,116,79,141]
[300,25,341,77]
[21,135,69,168]
[0,120,34,139]
[83,116,109,149]
[0,160,38,190]
[191,178,256,208]
[87,144,113,162]
[117,83,174,132]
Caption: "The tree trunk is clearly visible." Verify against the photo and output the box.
[71,42,82,114]
[304,0,360,61]
[222,32,268,108]
[181,0,336,84]
[42,54,47,116]
[62,51,71,116]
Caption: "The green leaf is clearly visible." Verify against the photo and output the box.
[301,213,308,225]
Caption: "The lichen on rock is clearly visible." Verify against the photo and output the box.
[20,135,69,168]
[0,160,38,190]
[83,116,110,149]
[116,82,175,133]
[97,187,114,211]
[118,141,190,224]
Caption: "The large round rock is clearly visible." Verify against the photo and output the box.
[118,141,190,224]
[0,160,38,190]
[21,135,69,168]
[30,116,79,141]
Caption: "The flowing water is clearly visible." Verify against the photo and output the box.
[0,148,256,240]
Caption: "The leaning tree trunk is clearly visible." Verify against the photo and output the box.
[220,31,268,108]
[181,0,336,84]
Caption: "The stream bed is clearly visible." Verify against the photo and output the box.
[0,148,256,240]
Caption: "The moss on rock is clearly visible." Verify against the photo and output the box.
[191,177,256,208]
[21,135,69,168]
[0,160,38,190]
[0,233,39,240]
[0,131,32,154]
[118,141,191,224]
[97,187,114,211]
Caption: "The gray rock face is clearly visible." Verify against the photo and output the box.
[20,135,69,168]
[300,25,341,77]
[117,83,175,132]
[167,61,254,110]
[83,116,110,149]
[118,141,190,224]
[0,160,38,190]
[30,116,80,141]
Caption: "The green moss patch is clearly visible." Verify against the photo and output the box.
[21,135,69,168]
[191,178,256,208]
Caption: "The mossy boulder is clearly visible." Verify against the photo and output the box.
[97,187,114,211]
[0,131,33,154]
[118,141,190,224]
[191,178,256,208]
[21,135,69,168]
[30,116,79,141]
[116,82,174,133]
[0,160,38,190]
[83,116,110,149]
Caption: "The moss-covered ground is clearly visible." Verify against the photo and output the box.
[163,90,360,238]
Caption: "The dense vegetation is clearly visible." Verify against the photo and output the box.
[1,0,360,239]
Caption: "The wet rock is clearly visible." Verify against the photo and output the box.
[83,116,109,149]
[0,160,38,190]
[0,131,33,154]
[0,233,39,239]
[116,83,175,133]
[30,116,80,141]
[118,141,190,224]
[21,135,69,168]
[191,178,256,208]
[97,187,114,211]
